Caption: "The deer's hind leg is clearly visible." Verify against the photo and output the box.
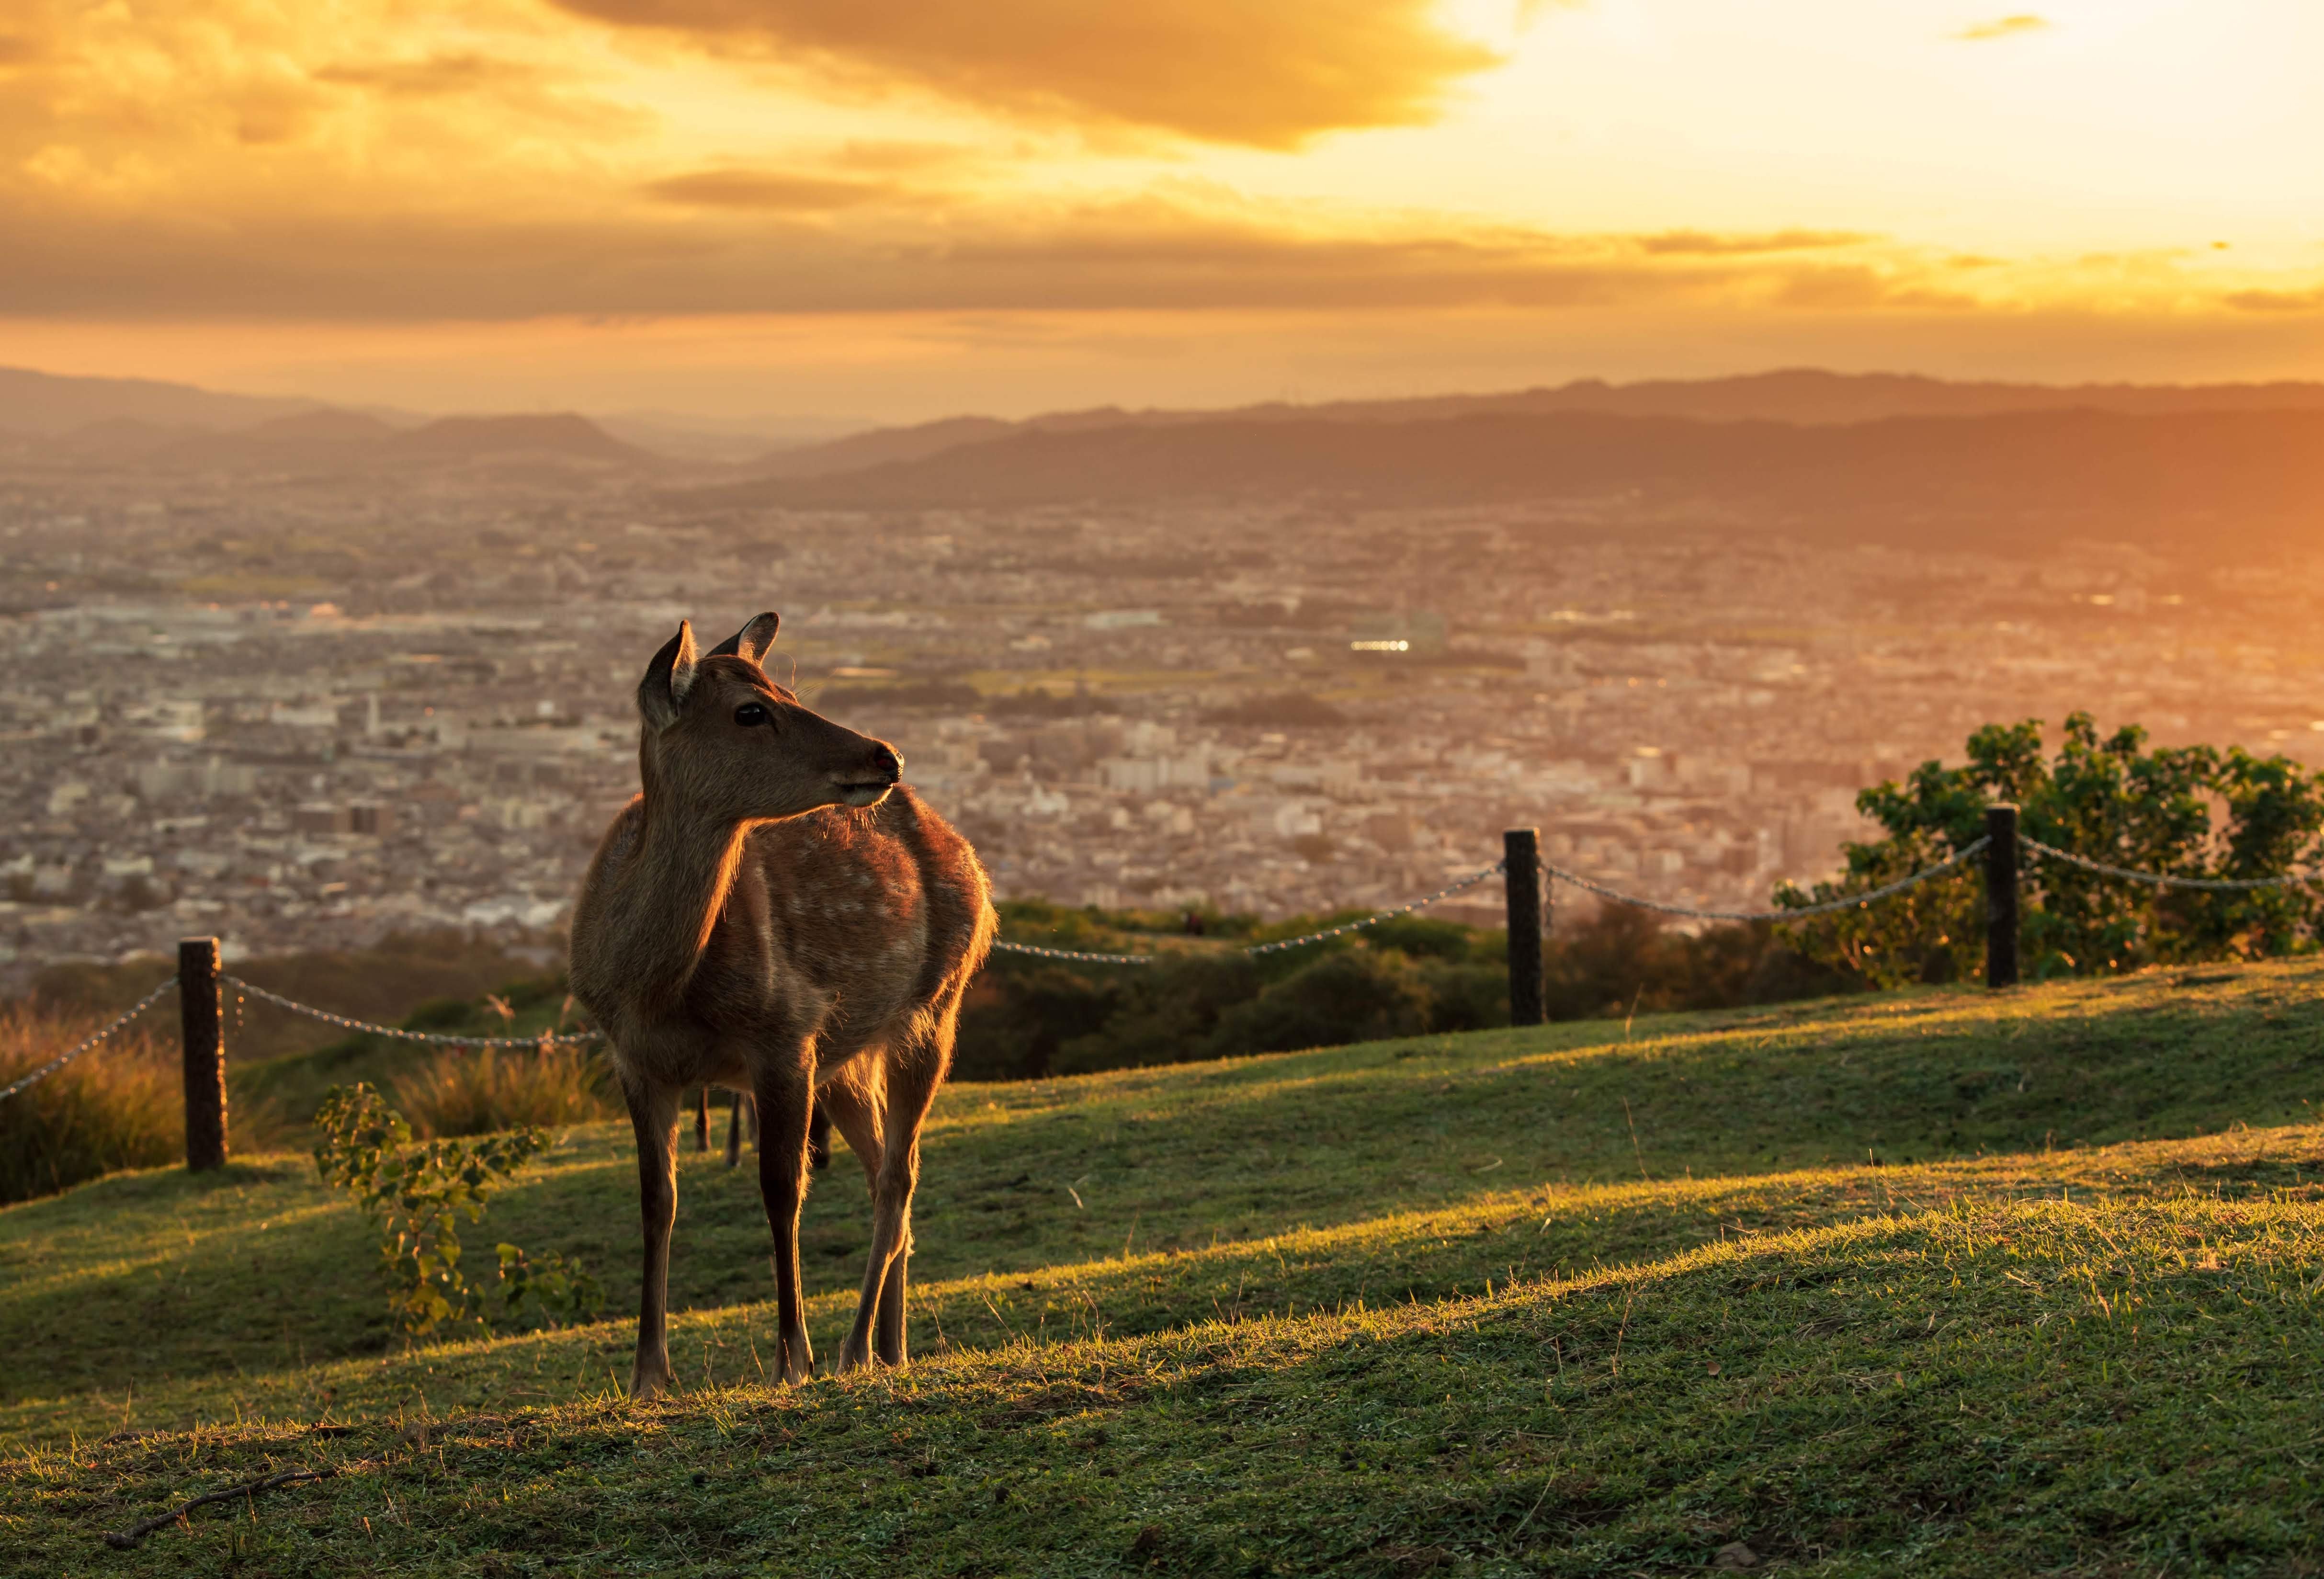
[847,1000,960,1372]
[816,1062,889,1374]
[725,1091,749,1168]
[620,1075,683,1400]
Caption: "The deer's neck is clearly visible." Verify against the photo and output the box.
[617,796,750,1009]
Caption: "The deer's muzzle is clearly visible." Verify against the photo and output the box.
[831,741,904,807]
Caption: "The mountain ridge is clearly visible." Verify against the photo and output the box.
[688,405,2324,546]
[740,365,2324,479]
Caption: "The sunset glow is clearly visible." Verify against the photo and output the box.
[7,0,2321,415]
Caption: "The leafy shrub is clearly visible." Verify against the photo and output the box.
[0,1005,178,1204]
[1413,959,1511,1033]
[312,1083,600,1336]
[1780,714,2324,985]
[1052,954,1265,1076]
[1363,915,1485,962]
[389,1040,620,1138]
[1207,950,1435,1057]
[957,899,1847,1079]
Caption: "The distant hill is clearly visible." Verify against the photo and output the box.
[688,407,2324,545]
[740,367,2324,482]
[243,409,401,445]
[378,412,660,467]
[0,364,315,435]
[599,409,869,464]
[1228,367,2324,427]
[0,364,675,474]
[146,409,402,470]
[38,406,668,475]
[746,414,1015,477]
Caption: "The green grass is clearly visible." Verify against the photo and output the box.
[6,963,2324,1574]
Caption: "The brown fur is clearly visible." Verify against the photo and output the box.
[568,614,994,1397]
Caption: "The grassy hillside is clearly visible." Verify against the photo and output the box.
[5,963,2324,1574]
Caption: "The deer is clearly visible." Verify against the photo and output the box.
[568,612,994,1399]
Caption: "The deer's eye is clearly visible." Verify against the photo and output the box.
[734,703,770,727]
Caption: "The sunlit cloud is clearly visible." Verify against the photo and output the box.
[1637,230,1878,257]
[2222,287,2324,315]
[640,170,906,211]
[0,178,2241,324]
[1952,14,2051,43]
[309,53,552,99]
[539,0,1504,148]
[5,0,2322,414]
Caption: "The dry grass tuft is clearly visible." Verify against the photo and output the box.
[389,1042,620,1138]
[0,1004,181,1204]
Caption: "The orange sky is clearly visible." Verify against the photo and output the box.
[5,0,2322,420]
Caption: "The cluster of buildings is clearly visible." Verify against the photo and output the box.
[6,452,2319,989]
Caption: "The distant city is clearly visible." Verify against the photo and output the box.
[6,367,2323,990]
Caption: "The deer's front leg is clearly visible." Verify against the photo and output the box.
[753,1057,817,1384]
[623,1078,682,1400]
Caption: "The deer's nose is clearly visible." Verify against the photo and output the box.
[869,742,903,782]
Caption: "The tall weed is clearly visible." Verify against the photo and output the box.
[313,1083,600,1336]
[0,1005,179,1204]
[389,1040,619,1138]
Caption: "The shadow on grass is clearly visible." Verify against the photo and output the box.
[13,1193,2324,1577]
[7,962,2324,1445]
[11,1121,2323,1448]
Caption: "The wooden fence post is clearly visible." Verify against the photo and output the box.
[1985,804,2019,989]
[178,936,228,1171]
[1504,828,1544,1026]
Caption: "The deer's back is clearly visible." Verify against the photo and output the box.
[706,787,993,1051]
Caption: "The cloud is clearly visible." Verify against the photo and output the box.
[1636,229,1875,256]
[641,169,902,211]
[2222,287,2324,314]
[1952,15,2050,42]
[0,32,42,65]
[311,54,550,99]
[540,0,1503,147]
[0,182,2016,321]
[826,140,977,174]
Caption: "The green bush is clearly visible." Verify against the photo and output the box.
[0,1005,178,1204]
[1413,959,1510,1032]
[1780,714,2324,985]
[957,899,1845,1080]
[389,1041,619,1138]
[1207,950,1435,1057]
[312,1083,599,1337]
[1052,954,1263,1075]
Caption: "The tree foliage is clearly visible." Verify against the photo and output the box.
[1778,714,2324,986]
[952,906,1842,1080]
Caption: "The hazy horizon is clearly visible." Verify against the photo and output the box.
[20,356,2324,442]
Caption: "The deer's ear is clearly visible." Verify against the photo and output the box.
[638,621,699,728]
[706,612,780,666]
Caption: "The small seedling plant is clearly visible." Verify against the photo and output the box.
[313,1083,600,1337]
